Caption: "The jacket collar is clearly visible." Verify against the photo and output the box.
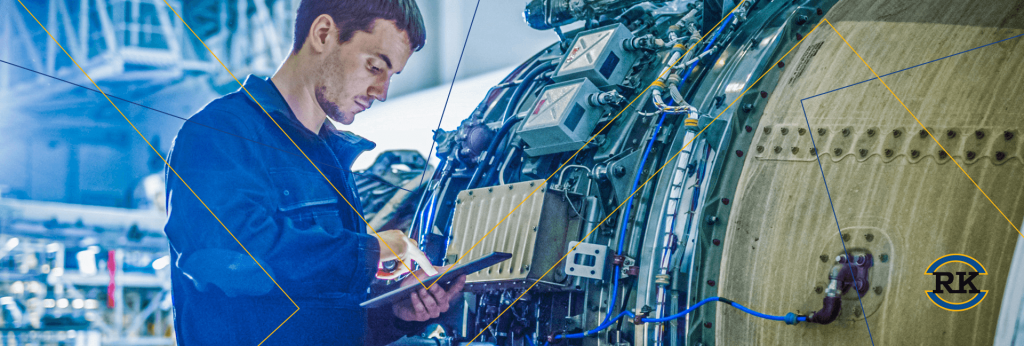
[241,75,376,170]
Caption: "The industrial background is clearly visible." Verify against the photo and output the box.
[2,0,1024,345]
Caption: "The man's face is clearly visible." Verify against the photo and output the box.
[316,19,412,125]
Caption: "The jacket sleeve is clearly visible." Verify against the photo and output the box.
[164,109,379,297]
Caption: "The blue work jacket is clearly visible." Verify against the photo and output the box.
[165,75,419,345]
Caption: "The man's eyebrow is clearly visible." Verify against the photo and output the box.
[378,54,393,70]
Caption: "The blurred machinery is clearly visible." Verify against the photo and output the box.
[0,198,171,345]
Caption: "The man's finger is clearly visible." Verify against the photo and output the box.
[410,291,427,316]
[427,284,449,312]
[406,244,438,276]
[446,275,467,301]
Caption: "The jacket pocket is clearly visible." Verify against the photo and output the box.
[269,168,342,230]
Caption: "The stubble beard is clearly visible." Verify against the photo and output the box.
[314,85,348,125]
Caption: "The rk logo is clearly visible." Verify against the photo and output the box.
[924,254,987,311]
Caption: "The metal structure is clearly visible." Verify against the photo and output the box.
[0,0,298,99]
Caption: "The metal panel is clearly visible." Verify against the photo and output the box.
[717,0,1024,344]
[447,179,582,291]
[553,23,638,87]
[520,78,602,156]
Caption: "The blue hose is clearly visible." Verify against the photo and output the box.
[604,10,735,324]
[679,13,733,90]
[555,297,803,341]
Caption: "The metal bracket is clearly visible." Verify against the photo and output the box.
[565,241,608,280]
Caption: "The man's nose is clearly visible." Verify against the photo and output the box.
[369,74,391,102]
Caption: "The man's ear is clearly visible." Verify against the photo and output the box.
[306,14,336,55]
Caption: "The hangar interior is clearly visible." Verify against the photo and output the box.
[1,0,1024,345]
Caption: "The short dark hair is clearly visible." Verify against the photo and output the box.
[292,0,426,54]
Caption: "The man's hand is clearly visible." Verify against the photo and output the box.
[393,266,466,322]
[376,229,437,279]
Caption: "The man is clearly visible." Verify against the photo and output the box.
[164,0,464,344]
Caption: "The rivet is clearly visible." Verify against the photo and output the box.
[967,151,977,160]
[842,128,850,137]
[874,286,883,295]
[867,129,876,137]
[884,149,893,157]
[764,127,772,134]
[853,307,862,317]
[509,185,514,190]
[815,286,823,294]
[756,145,765,153]
[910,150,920,158]
[816,8,823,15]
[975,130,985,139]
[488,187,493,192]
[712,239,721,246]
[707,280,716,286]
[760,91,768,98]
[880,254,889,262]
[791,147,799,154]
[468,191,473,196]
[938,151,948,159]
[745,125,753,133]
[919,129,928,138]
[810,147,817,155]
[721,198,730,205]
[781,128,789,135]
[796,33,803,40]
[859,149,868,157]
[774,146,783,153]
[842,233,851,242]
[1005,131,1015,141]
[777,61,785,68]
[946,130,956,139]
[819,254,828,263]
[892,129,902,138]
[736,150,744,157]
[817,128,826,136]
[996,152,1006,160]
[865,233,874,242]
[798,128,806,135]
[704,322,713,328]
[833,148,843,156]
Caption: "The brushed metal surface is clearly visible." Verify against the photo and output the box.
[717,0,1024,344]
[447,179,582,290]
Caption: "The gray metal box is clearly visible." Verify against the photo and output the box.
[552,23,639,87]
[518,78,601,156]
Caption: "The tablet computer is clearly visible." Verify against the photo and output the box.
[360,252,512,309]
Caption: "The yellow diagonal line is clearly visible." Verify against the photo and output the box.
[468,16,828,344]
[12,2,301,345]
[159,1,426,289]
[823,19,1022,237]
[427,0,750,291]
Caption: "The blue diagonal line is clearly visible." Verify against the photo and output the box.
[801,99,877,346]
[801,31,1024,102]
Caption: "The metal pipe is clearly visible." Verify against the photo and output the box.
[652,111,700,345]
